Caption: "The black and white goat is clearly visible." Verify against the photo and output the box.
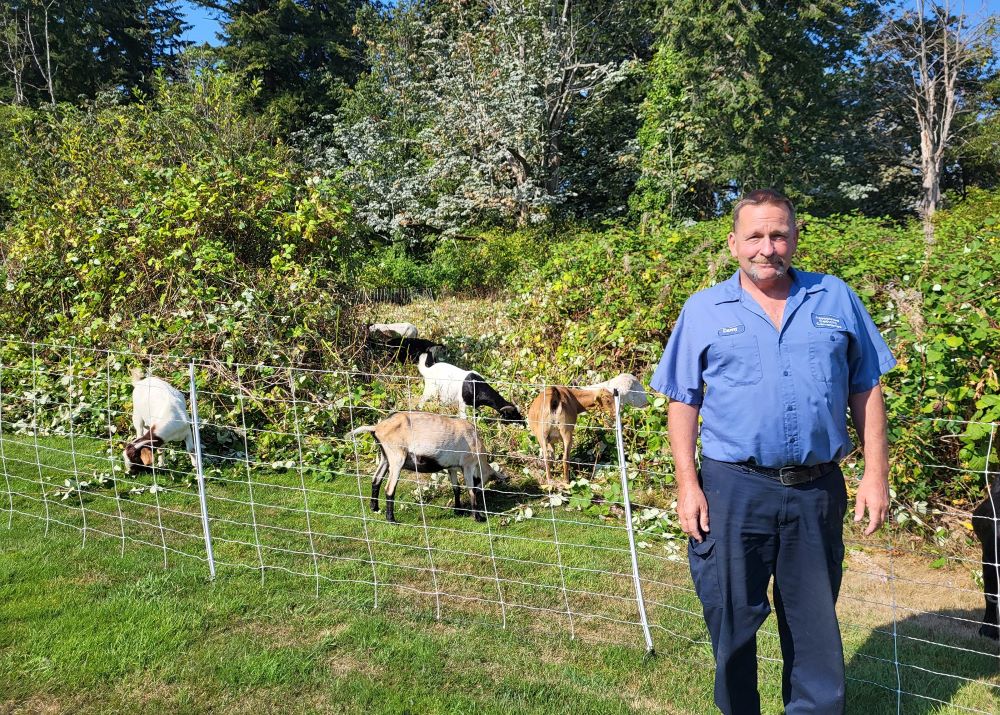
[123,369,196,474]
[367,333,445,364]
[368,322,419,339]
[972,484,1000,640]
[348,411,500,522]
[416,353,524,424]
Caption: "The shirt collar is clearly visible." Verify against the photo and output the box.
[713,266,821,305]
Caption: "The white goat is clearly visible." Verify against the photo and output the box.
[368,322,419,339]
[416,353,524,424]
[586,373,649,408]
[348,411,499,522]
[123,369,196,475]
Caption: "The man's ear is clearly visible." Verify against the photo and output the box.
[727,232,738,258]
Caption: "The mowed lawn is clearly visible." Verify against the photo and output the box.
[1,436,997,714]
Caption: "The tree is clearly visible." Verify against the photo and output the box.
[633,0,881,221]
[870,0,996,238]
[206,0,366,131]
[310,0,649,238]
[0,1,190,106]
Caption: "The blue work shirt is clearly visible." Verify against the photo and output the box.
[650,268,896,468]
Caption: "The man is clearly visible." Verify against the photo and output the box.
[650,189,895,715]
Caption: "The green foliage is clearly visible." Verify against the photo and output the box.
[0,69,362,368]
[0,1,189,106]
[355,230,550,294]
[213,0,366,131]
[634,0,884,220]
[308,0,649,238]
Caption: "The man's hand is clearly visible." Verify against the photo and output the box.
[678,485,710,542]
[854,473,889,536]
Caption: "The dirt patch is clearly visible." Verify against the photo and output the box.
[322,649,382,679]
[224,616,349,648]
[65,572,111,588]
[0,693,86,715]
[840,544,990,642]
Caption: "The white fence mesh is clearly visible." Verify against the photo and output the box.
[0,339,997,712]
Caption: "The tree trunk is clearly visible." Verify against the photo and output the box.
[920,149,939,245]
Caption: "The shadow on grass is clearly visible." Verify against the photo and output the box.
[846,608,999,714]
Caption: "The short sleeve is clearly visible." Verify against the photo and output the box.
[650,302,706,405]
[846,287,896,394]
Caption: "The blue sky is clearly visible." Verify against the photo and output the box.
[178,1,223,46]
[177,0,999,48]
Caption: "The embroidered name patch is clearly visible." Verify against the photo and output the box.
[811,313,845,330]
[717,324,745,336]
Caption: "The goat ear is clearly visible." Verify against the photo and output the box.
[140,447,153,466]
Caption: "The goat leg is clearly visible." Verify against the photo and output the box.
[981,595,999,640]
[449,468,466,515]
[384,468,401,523]
[370,457,388,512]
[470,472,487,522]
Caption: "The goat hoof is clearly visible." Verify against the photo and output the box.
[370,502,380,512]
[385,515,398,524]
[979,623,999,640]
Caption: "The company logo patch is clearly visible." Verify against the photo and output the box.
[717,324,745,336]
[811,314,845,330]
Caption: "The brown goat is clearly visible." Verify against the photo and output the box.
[527,387,615,484]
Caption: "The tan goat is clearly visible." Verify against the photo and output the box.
[527,387,615,484]
[348,411,498,523]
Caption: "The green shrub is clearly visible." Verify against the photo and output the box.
[0,71,362,367]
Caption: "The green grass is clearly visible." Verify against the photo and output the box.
[1,435,997,714]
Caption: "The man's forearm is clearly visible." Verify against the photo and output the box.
[849,384,889,479]
[668,400,701,489]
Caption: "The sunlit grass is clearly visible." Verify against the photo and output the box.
[1,435,997,714]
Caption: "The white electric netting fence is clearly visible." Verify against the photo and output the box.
[0,339,996,713]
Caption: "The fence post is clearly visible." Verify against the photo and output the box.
[612,388,655,655]
[189,362,216,580]
[0,357,12,529]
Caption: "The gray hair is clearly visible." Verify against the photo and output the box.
[732,189,796,232]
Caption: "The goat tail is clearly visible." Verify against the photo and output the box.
[347,425,376,439]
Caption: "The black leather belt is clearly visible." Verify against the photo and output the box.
[737,461,836,486]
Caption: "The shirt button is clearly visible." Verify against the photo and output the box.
[783,370,789,376]
[786,405,794,411]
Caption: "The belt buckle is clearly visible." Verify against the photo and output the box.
[778,465,799,486]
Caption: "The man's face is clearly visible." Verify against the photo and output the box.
[728,203,798,284]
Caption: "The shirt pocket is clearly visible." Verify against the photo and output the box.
[713,335,763,386]
[808,330,849,384]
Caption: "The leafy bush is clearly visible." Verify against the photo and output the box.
[0,70,362,367]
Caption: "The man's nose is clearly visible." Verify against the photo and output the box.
[758,237,775,256]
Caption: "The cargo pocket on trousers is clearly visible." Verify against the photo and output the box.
[688,537,722,608]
